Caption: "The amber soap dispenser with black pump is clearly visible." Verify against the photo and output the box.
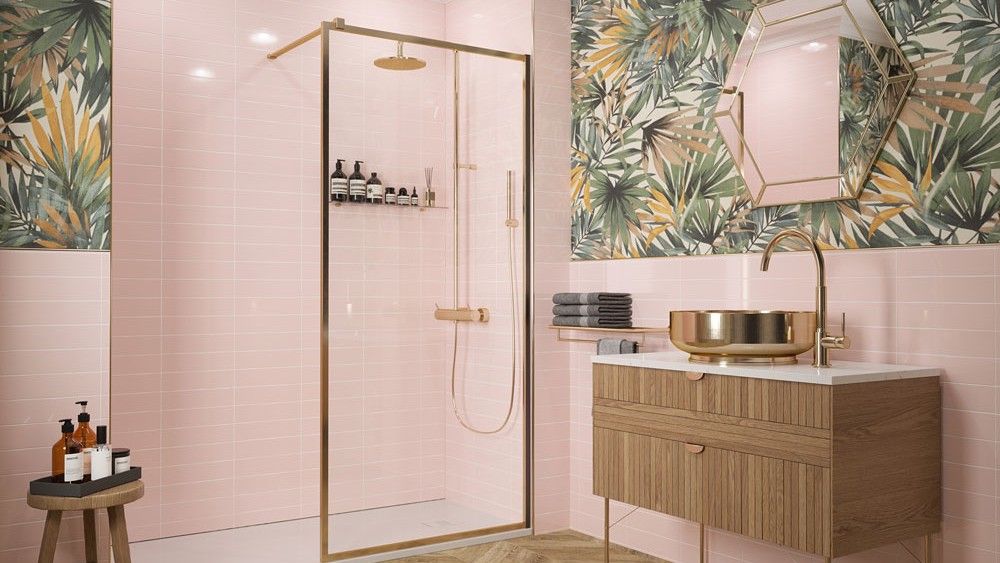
[73,400,96,474]
[52,419,84,483]
[73,401,96,447]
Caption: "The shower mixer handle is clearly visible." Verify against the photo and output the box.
[434,305,490,323]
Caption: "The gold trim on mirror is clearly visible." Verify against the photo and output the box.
[713,0,917,208]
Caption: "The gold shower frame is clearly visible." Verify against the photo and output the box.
[713,0,917,208]
[268,18,534,563]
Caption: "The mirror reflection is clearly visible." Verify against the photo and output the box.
[715,0,915,207]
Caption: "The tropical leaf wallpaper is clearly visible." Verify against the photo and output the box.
[0,0,111,250]
[839,37,886,174]
[570,0,1000,259]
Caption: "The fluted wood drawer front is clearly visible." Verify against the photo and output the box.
[594,398,831,467]
[594,364,831,430]
[593,428,703,522]
[704,447,831,557]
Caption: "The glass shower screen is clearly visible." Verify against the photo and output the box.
[315,20,532,561]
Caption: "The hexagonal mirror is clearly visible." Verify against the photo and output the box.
[714,0,915,207]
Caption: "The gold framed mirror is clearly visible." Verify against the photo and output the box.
[714,0,916,207]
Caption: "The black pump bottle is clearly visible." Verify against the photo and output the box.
[348,160,366,203]
[330,159,348,202]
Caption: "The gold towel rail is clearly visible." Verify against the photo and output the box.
[547,325,669,347]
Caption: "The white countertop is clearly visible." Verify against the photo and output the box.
[591,352,940,385]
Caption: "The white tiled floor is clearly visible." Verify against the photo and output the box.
[130,499,516,562]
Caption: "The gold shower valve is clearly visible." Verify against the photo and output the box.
[434,306,490,323]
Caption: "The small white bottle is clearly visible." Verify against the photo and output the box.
[91,425,113,480]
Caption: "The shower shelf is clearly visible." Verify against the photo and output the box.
[548,325,669,347]
[330,202,448,212]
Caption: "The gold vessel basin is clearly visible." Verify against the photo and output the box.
[669,310,817,365]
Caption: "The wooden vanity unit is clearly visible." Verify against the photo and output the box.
[592,353,941,562]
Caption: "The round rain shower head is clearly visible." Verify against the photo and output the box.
[374,41,426,71]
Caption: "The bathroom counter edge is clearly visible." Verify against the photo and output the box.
[590,352,941,385]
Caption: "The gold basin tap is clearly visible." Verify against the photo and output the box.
[760,229,850,368]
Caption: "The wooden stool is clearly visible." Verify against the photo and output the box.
[27,480,144,563]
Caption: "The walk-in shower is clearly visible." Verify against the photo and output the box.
[267,17,532,562]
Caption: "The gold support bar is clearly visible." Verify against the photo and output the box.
[318,19,330,561]
[267,19,527,62]
[267,27,321,60]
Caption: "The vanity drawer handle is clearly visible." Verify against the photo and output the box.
[685,371,704,381]
[684,443,705,454]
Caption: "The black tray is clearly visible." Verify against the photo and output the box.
[29,467,142,498]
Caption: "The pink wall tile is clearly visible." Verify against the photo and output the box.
[0,250,110,561]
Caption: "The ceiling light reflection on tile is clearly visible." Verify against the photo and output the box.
[251,31,277,46]
[802,41,827,52]
[190,67,215,79]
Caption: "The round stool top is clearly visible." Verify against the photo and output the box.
[27,480,144,511]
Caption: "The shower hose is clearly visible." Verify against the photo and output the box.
[449,179,520,435]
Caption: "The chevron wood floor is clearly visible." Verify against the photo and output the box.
[389,530,667,562]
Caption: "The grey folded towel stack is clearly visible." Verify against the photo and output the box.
[596,338,639,355]
[552,292,633,328]
[552,292,632,305]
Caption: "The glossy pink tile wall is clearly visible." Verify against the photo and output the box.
[0,250,110,563]
[565,247,1000,562]
[531,0,574,533]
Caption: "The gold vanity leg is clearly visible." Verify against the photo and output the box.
[699,523,706,563]
[924,534,931,563]
[603,497,610,563]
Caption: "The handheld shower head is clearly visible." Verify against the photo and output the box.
[505,171,519,228]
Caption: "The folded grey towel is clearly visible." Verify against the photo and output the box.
[552,316,633,328]
[597,338,624,355]
[553,311,632,321]
[552,304,632,316]
[596,338,639,355]
[552,292,632,305]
